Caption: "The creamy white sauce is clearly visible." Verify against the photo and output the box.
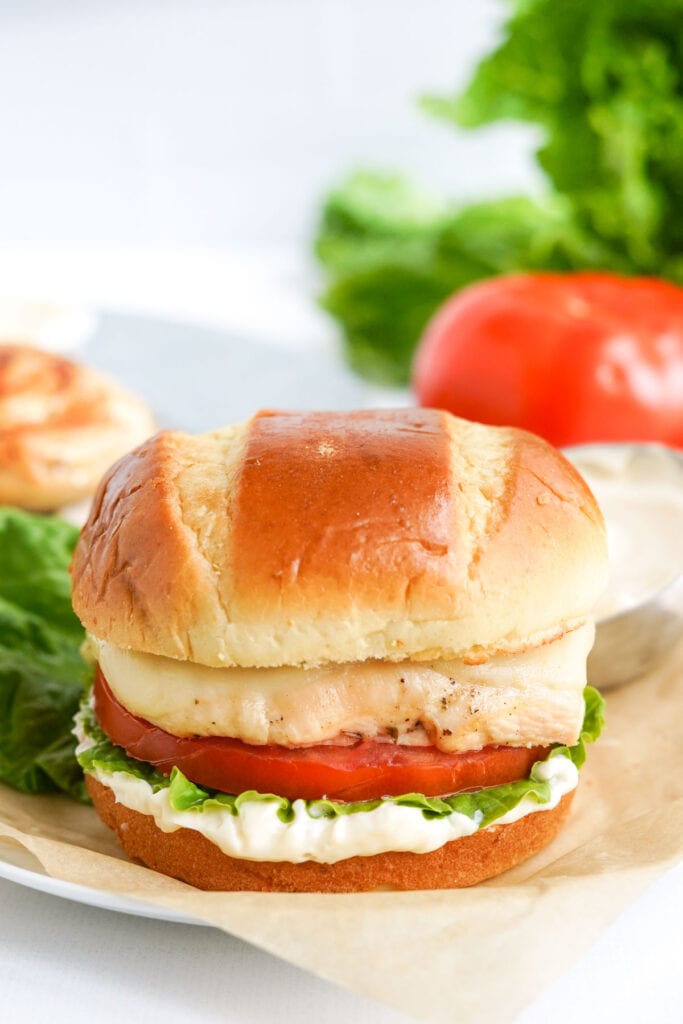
[566,445,683,620]
[75,715,577,864]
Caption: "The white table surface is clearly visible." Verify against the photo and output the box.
[3,863,683,1024]
[1,246,681,1024]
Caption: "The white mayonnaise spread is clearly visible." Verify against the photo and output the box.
[75,715,577,864]
[566,444,683,620]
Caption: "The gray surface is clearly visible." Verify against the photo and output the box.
[82,311,379,432]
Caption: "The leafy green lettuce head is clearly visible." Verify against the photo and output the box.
[427,0,683,273]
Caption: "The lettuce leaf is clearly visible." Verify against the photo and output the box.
[77,686,604,828]
[316,176,612,385]
[431,0,683,272]
[0,508,92,801]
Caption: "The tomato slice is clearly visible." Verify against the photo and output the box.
[93,668,550,802]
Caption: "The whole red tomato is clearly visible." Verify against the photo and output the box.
[413,272,683,448]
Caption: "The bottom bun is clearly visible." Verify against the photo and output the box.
[88,776,574,892]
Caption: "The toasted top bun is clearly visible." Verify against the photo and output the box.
[71,409,607,669]
[0,345,156,510]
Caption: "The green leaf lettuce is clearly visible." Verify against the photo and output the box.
[0,508,92,801]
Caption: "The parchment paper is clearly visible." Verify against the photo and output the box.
[1,644,682,1024]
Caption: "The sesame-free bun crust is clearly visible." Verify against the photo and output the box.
[87,775,573,892]
[0,344,156,510]
[71,409,607,668]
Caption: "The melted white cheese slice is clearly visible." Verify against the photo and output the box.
[91,622,594,752]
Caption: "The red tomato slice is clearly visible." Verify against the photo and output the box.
[413,272,683,448]
[93,669,550,802]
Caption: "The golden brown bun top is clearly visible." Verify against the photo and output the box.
[71,409,608,668]
[0,344,156,510]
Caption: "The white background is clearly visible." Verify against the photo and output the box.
[0,0,541,248]
[0,0,542,344]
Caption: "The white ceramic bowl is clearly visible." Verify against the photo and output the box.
[564,443,683,689]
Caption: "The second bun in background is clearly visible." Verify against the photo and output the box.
[0,344,155,516]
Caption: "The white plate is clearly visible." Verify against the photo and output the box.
[0,837,207,925]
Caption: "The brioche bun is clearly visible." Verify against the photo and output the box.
[72,409,606,668]
[0,344,155,511]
